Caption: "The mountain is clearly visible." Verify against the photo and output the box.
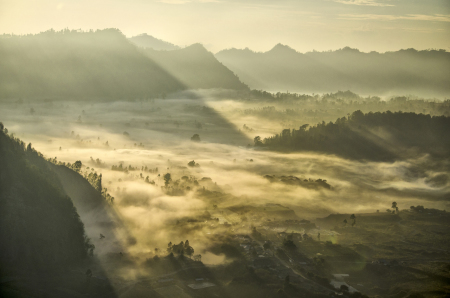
[0,126,89,275]
[0,29,185,99]
[216,45,450,97]
[128,33,180,50]
[144,43,249,90]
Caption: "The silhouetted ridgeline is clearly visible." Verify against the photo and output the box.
[260,111,450,161]
[0,29,185,99]
[0,29,249,100]
[216,45,450,97]
[0,124,90,274]
[128,33,180,51]
[144,44,248,90]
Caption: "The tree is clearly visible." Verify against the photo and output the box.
[283,233,297,249]
[73,160,82,172]
[343,219,347,227]
[300,124,309,131]
[164,173,171,186]
[254,136,263,146]
[84,236,95,257]
[284,275,290,287]
[350,214,356,227]
[392,201,398,214]
[185,245,194,258]
[191,134,200,142]
[187,160,198,167]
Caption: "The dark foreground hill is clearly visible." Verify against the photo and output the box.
[144,44,249,90]
[261,111,450,161]
[216,45,450,97]
[0,125,89,275]
[0,29,185,99]
[0,122,123,272]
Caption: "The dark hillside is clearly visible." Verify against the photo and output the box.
[144,44,249,90]
[0,29,184,99]
[262,111,450,161]
[0,126,88,275]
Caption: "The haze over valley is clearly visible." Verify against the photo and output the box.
[1,1,450,296]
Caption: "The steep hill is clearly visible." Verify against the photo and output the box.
[216,45,450,97]
[144,44,249,90]
[0,29,185,99]
[50,164,124,255]
[0,125,89,275]
[128,33,180,50]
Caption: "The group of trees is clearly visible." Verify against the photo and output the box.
[259,110,450,161]
[167,240,195,259]
[264,175,332,190]
[343,214,356,227]
[111,163,158,173]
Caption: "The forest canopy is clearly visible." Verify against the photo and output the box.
[260,111,450,161]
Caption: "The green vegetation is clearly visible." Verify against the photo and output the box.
[261,110,450,161]
[0,125,90,274]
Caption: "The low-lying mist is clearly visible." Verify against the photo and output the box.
[1,93,449,270]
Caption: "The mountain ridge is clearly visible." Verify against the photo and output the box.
[128,33,180,51]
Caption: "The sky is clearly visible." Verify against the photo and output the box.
[0,0,449,53]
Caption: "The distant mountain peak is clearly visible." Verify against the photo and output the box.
[128,34,180,51]
[269,43,297,54]
[185,43,207,50]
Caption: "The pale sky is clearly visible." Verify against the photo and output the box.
[0,0,449,53]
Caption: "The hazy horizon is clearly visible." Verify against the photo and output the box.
[1,0,449,53]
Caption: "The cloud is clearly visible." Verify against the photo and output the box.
[333,0,394,6]
[339,14,450,22]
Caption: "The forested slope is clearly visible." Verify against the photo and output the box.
[0,29,184,99]
[0,124,89,275]
[261,111,450,161]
